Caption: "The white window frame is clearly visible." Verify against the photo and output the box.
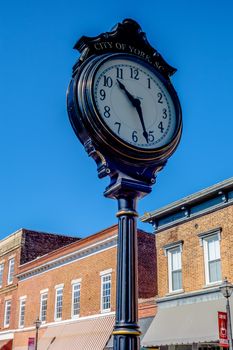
[40,292,48,323]
[0,263,4,288]
[7,258,15,285]
[166,244,183,293]
[71,280,81,318]
[4,299,11,328]
[201,232,222,285]
[100,271,112,313]
[54,286,63,321]
[19,297,26,328]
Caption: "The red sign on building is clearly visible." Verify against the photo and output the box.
[218,311,229,348]
[28,337,35,350]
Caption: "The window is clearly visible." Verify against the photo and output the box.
[7,258,15,284]
[19,298,26,328]
[55,287,63,320]
[0,263,4,287]
[203,234,221,284]
[40,293,48,323]
[101,273,111,312]
[4,300,11,327]
[72,283,81,318]
[168,246,182,292]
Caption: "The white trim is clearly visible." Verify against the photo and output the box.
[54,283,64,289]
[54,287,63,321]
[8,254,16,260]
[40,288,49,294]
[71,278,82,285]
[19,295,27,300]
[7,257,15,285]
[4,300,11,328]
[18,298,26,328]
[4,296,12,301]
[167,245,182,293]
[0,262,4,288]
[71,282,81,319]
[40,291,48,323]
[0,260,5,264]
[163,241,183,256]
[99,268,113,276]
[1,312,116,335]
[0,331,14,341]
[100,273,111,313]
[203,233,222,285]
[18,235,117,282]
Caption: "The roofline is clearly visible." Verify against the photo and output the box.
[141,177,233,222]
[19,224,118,270]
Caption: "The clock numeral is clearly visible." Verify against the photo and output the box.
[103,76,113,88]
[132,130,138,142]
[100,89,106,101]
[130,68,139,80]
[157,92,163,103]
[162,108,167,119]
[116,68,123,79]
[148,130,155,142]
[114,122,121,134]
[158,121,164,133]
[104,106,111,118]
[148,78,151,89]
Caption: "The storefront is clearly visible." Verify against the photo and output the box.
[142,293,231,350]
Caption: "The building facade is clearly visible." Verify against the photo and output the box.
[0,225,156,349]
[141,177,233,350]
[0,229,78,349]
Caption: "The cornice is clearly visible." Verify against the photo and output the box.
[17,234,118,282]
[141,177,233,223]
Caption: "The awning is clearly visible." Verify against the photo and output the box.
[38,314,115,350]
[142,297,228,347]
[0,340,12,350]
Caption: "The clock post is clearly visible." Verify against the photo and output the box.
[104,179,151,349]
[67,19,182,350]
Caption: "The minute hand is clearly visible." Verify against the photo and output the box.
[117,80,149,143]
[134,99,149,143]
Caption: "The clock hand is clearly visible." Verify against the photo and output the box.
[117,80,149,143]
[117,79,137,107]
[134,99,149,143]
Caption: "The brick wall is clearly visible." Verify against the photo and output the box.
[21,229,79,264]
[156,204,233,297]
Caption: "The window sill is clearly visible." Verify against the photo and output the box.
[166,289,184,296]
[71,314,80,319]
[203,281,222,289]
[54,318,62,322]
[101,308,111,313]
[3,325,9,329]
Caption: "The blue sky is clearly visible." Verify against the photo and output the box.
[0,0,232,239]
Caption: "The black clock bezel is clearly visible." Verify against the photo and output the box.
[69,53,182,163]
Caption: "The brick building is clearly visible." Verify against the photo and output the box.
[141,177,233,350]
[0,225,156,349]
[0,229,79,349]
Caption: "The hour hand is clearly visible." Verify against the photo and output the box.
[117,79,137,107]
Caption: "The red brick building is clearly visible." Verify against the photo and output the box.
[0,225,156,349]
[0,229,78,349]
[141,178,233,350]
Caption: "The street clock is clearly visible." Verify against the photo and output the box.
[67,19,182,185]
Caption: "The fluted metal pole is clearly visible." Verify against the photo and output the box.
[113,196,140,350]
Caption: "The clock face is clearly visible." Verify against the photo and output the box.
[92,55,178,150]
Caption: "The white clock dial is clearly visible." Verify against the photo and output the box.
[93,56,177,150]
